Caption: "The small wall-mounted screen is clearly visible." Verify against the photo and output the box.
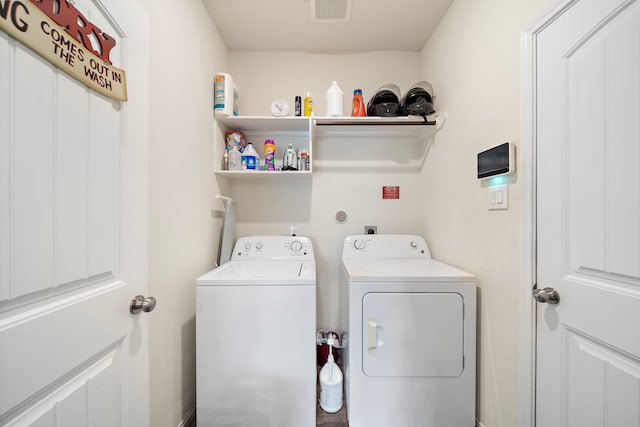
[477,142,512,179]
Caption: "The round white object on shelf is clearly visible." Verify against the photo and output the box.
[271,100,290,117]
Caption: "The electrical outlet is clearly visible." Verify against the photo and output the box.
[364,225,377,235]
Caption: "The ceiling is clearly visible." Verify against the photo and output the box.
[202,0,454,53]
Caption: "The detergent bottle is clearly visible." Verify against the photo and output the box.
[214,73,237,117]
[351,89,366,117]
[325,81,344,117]
[241,142,259,170]
[264,139,275,171]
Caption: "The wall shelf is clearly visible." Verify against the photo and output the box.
[214,170,312,179]
[314,116,436,126]
[313,116,439,141]
[213,113,446,176]
[214,116,313,178]
[218,116,311,133]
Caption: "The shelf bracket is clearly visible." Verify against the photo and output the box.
[431,112,447,132]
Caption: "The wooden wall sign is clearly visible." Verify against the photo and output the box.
[0,0,128,101]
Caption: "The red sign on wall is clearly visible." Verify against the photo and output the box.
[382,186,400,199]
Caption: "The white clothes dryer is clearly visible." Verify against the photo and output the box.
[340,234,477,427]
[196,236,316,427]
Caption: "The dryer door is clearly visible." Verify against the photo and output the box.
[362,292,464,377]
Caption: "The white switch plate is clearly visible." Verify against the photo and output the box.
[488,184,508,210]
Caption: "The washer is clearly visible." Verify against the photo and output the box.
[196,235,316,427]
[340,234,476,427]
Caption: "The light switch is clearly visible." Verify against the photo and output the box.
[488,184,508,210]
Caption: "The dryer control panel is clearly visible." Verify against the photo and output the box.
[232,236,314,260]
[342,234,431,259]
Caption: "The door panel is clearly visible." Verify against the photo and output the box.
[6,343,123,426]
[0,32,8,303]
[564,328,640,426]
[55,73,88,286]
[536,0,640,425]
[565,1,640,279]
[603,10,640,277]
[11,46,56,296]
[362,292,463,378]
[0,0,149,425]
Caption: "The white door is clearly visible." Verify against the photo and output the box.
[536,0,640,425]
[0,0,150,425]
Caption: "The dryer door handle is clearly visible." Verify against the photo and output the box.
[367,318,377,355]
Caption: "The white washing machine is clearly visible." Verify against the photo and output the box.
[196,236,316,427]
[340,234,477,427]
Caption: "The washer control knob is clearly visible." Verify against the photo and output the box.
[255,242,263,250]
[244,242,252,250]
[353,239,366,250]
[290,240,303,251]
[410,241,418,248]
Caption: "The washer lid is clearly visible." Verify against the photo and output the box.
[197,260,316,286]
[342,258,475,283]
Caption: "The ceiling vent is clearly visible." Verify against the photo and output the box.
[310,0,352,22]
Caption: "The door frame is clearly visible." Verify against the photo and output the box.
[519,1,577,426]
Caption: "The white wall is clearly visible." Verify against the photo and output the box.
[136,1,228,425]
[228,51,424,328]
[418,0,553,426]
[230,51,422,118]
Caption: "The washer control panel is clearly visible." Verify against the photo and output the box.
[343,234,431,259]
[233,236,314,260]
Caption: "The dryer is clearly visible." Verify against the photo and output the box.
[196,236,316,427]
[340,234,476,427]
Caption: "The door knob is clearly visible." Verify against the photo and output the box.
[130,295,157,314]
[532,287,560,304]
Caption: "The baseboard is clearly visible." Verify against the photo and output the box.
[178,405,196,427]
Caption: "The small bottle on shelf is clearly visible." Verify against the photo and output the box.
[298,149,309,171]
[295,96,302,116]
[303,92,313,117]
[228,145,241,171]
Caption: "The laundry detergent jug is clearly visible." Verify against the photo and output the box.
[319,336,343,413]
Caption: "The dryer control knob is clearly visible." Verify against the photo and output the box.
[290,240,303,251]
[244,242,252,250]
[255,242,263,250]
[353,239,366,250]
[410,241,418,248]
